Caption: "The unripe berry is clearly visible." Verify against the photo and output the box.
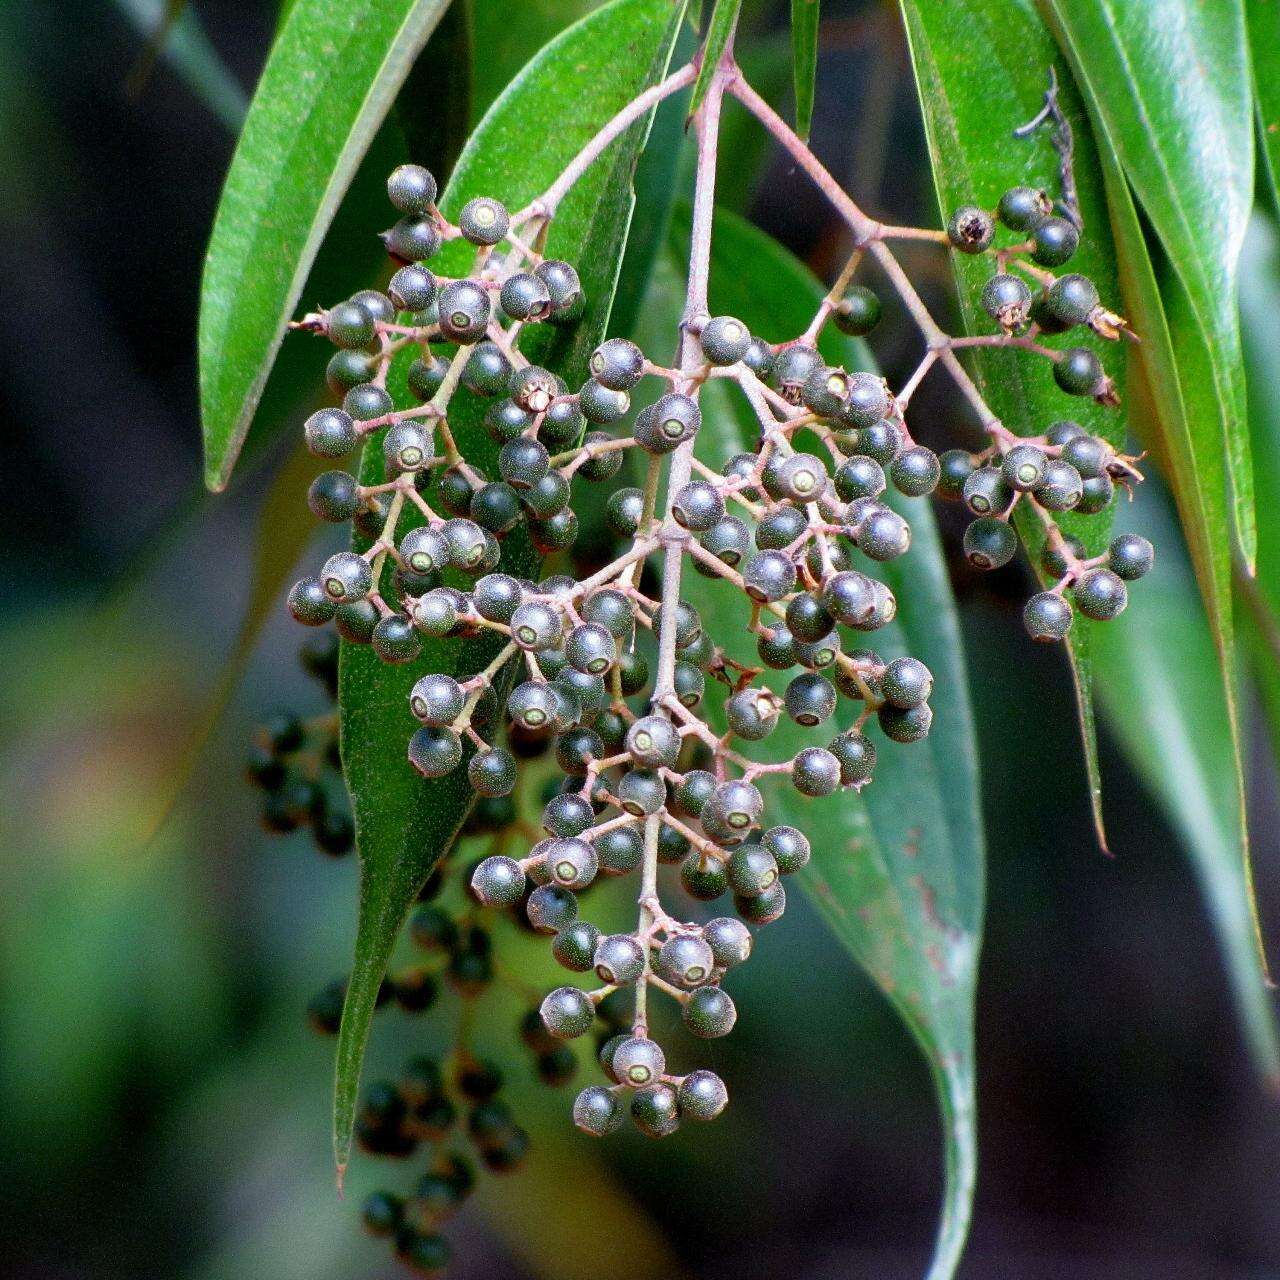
[947,204,994,253]
[526,884,579,934]
[408,725,463,777]
[792,746,841,796]
[700,314,752,365]
[539,986,595,1039]
[878,701,933,743]
[963,517,1018,571]
[458,196,509,245]
[574,1085,622,1136]
[1109,533,1154,580]
[471,855,526,907]
[830,730,877,785]
[387,163,437,213]
[1075,568,1128,620]
[679,1069,728,1121]
[683,985,737,1037]
[305,407,358,457]
[613,1036,666,1087]
[1023,591,1073,641]
[631,1083,681,1138]
[657,934,715,987]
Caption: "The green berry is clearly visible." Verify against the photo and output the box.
[963,516,1018,570]
[327,300,376,349]
[997,185,1051,232]
[499,271,552,321]
[535,259,583,317]
[1074,568,1128,620]
[389,264,437,312]
[579,379,630,424]
[882,656,932,708]
[1023,591,1073,640]
[761,824,810,874]
[553,920,601,972]
[938,449,975,500]
[891,446,941,497]
[469,748,517,797]
[1077,472,1115,514]
[387,164,437,213]
[459,196,510,245]
[320,551,372,603]
[573,1085,622,1136]
[1032,216,1080,267]
[792,746,841,796]
[700,315,752,365]
[384,421,432,471]
[539,986,595,1039]
[833,285,882,336]
[1034,459,1084,511]
[343,382,393,421]
[683,986,737,1038]
[631,1083,681,1138]
[784,672,836,726]
[877,701,933,743]
[437,279,491,344]
[304,407,358,457]
[727,843,778,897]
[1002,444,1048,492]
[382,215,441,262]
[1054,347,1105,396]
[679,1069,728,1121]
[408,725,462,777]
[1045,273,1099,327]
[962,466,1012,516]
[1108,533,1154,580]
[471,855,526,907]
[308,470,360,523]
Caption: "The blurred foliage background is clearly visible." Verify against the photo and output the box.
[4,1,1280,1276]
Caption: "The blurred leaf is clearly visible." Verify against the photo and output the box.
[790,0,819,141]
[1247,0,1280,210]
[1240,215,1280,752]
[667,205,983,1280]
[901,0,1126,847]
[114,0,248,130]
[199,0,455,491]
[1093,487,1280,1084]
[688,0,740,120]
[1038,0,1255,566]
[1051,30,1257,973]
[333,0,690,1179]
[397,0,472,171]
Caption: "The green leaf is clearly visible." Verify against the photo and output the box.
[1240,215,1280,754]
[789,0,819,141]
[688,0,741,120]
[331,0,689,1180]
[900,0,1126,847]
[1247,0,1280,213]
[666,205,983,1280]
[198,0,454,492]
[1037,0,1256,566]
[1093,487,1280,1084]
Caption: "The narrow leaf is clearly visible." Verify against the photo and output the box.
[1038,0,1256,565]
[1247,0,1280,212]
[667,205,984,1280]
[332,0,689,1178]
[789,0,819,141]
[901,0,1127,847]
[199,0,453,491]
[1093,488,1280,1084]
[688,0,741,120]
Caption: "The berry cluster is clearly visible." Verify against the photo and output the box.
[246,632,354,855]
[270,733,576,1276]
[937,187,1153,636]
[279,55,1149,1163]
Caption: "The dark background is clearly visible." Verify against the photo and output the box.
[3,2,1279,1278]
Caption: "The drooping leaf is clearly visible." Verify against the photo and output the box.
[1093,486,1280,1085]
[332,0,689,1179]
[199,0,454,491]
[790,0,819,141]
[1247,0,1280,213]
[1037,0,1256,566]
[665,204,983,1280]
[688,0,741,120]
[900,0,1126,846]
[1240,215,1280,754]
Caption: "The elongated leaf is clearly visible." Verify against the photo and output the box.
[688,0,741,119]
[1248,0,1280,213]
[789,0,819,141]
[1037,0,1255,565]
[1240,216,1280,753]
[332,0,689,1178]
[901,0,1126,846]
[199,0,453,491]
[666,205,983,1280]
[1040,17,1258,984]
[1093,487,1280,1084]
